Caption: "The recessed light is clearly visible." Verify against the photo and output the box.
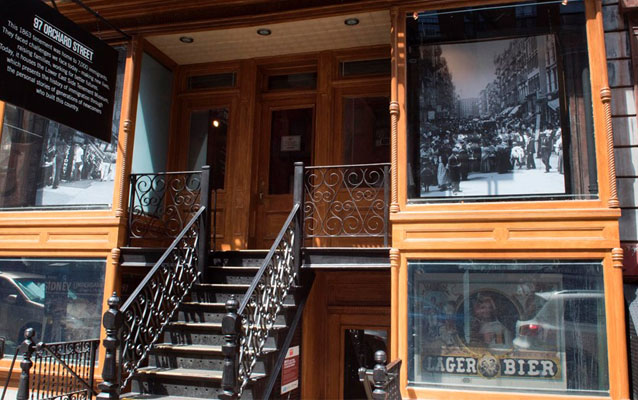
[257,28,272,36]
[179,36,194,43]
[344,18,360,26]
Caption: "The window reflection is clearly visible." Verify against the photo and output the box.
[408,260,608,393]
[0,259,105,358]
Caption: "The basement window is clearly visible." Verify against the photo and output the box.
[0,258,105,358]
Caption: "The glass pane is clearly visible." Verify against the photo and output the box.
[408,260,608,394]
[187,108,228,190]
[267,72,317,90]
[0,47,126,210]
[343,96,390,164]
[268,108,313,194]
[187,72,236,90]
[341,58,391,77]
[0,258,105,357]
[131,53,173,174]
[406,1,597,202]
[344,329,388,399]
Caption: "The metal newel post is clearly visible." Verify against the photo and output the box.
[198,166,211,279]
[16,328,35,400]
[372,350,388,400]
[383,164,390,247]
[97,293,123,400]
[220,296,240,400]
[293,162,304,274]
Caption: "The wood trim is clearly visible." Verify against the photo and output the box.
[142,38,178,70]
[113,36,143,224]
[601,88,620,208]
[390,8,401,213]
[396,250,627,400]
[0,101,5,145]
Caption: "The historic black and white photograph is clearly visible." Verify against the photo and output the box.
[414,34,566,198]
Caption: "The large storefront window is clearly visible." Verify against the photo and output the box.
[406,1,597,201]
[0,47,126,210]
[0,258,105,357]
[408,260,608,394]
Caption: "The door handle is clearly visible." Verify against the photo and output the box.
[259,192,264,200]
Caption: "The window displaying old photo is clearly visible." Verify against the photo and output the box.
[407,1,598,202]
[408,260,609,393]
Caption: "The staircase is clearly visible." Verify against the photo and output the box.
[119,249,306,400]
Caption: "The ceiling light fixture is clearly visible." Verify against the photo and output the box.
[257,28,272,36]
[179,36,194,43]
[344,18,360,26]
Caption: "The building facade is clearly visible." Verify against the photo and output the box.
[1,0,638,399]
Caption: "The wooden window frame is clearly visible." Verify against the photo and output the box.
[389,1,628,399]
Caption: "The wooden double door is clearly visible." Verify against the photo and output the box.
[176,71,389,250]
[254,83,390,248]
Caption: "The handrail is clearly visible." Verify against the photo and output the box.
[237,203,300,314]
[9,329,99,400]
[220,162,305,399]
[96,207,208,400]
[118,206,206,389]
[122,206,205,311]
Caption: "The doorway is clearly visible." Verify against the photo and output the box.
[254,96,315,248]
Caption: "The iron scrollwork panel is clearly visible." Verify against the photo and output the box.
[304,164,389,238]
[129,172,202,241]
[31,339,99,400]
[120,217,201,389]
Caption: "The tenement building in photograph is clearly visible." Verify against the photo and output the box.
[1,0,638,399]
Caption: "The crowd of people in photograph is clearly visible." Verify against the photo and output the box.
[419,118,563,195]
[41,136,117,189]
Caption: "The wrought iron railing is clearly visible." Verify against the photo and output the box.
[358,350,402,400]
[98,206,210,398]
[4,329,98,400]
[304,163,390,246]
[220,163,305,399]
[128,167,211,245]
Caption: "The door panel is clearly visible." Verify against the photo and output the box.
[325,85,390,247]
[255,98,315,248]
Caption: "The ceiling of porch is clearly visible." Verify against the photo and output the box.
[145,10,391,65]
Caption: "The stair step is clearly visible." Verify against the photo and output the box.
[153,343,277,354]
[153,344,223,354]
[136,367,226,381]
[122,394,210,400]
[168,321,286,330]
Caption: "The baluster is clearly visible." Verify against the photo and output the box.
[372,350,388,400]
[293,162,304,276]
[88,340,97,398]
[383,164,390,246]
[97,293,123,400]
[220,296,240,400]
[16,328,35,400]
[127,174,137,246]
[198,166,211,279]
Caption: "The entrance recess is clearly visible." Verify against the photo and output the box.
[179,96,236,249]
[255,97,315,248]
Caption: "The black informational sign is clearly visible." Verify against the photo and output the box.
[0,0,118,142]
